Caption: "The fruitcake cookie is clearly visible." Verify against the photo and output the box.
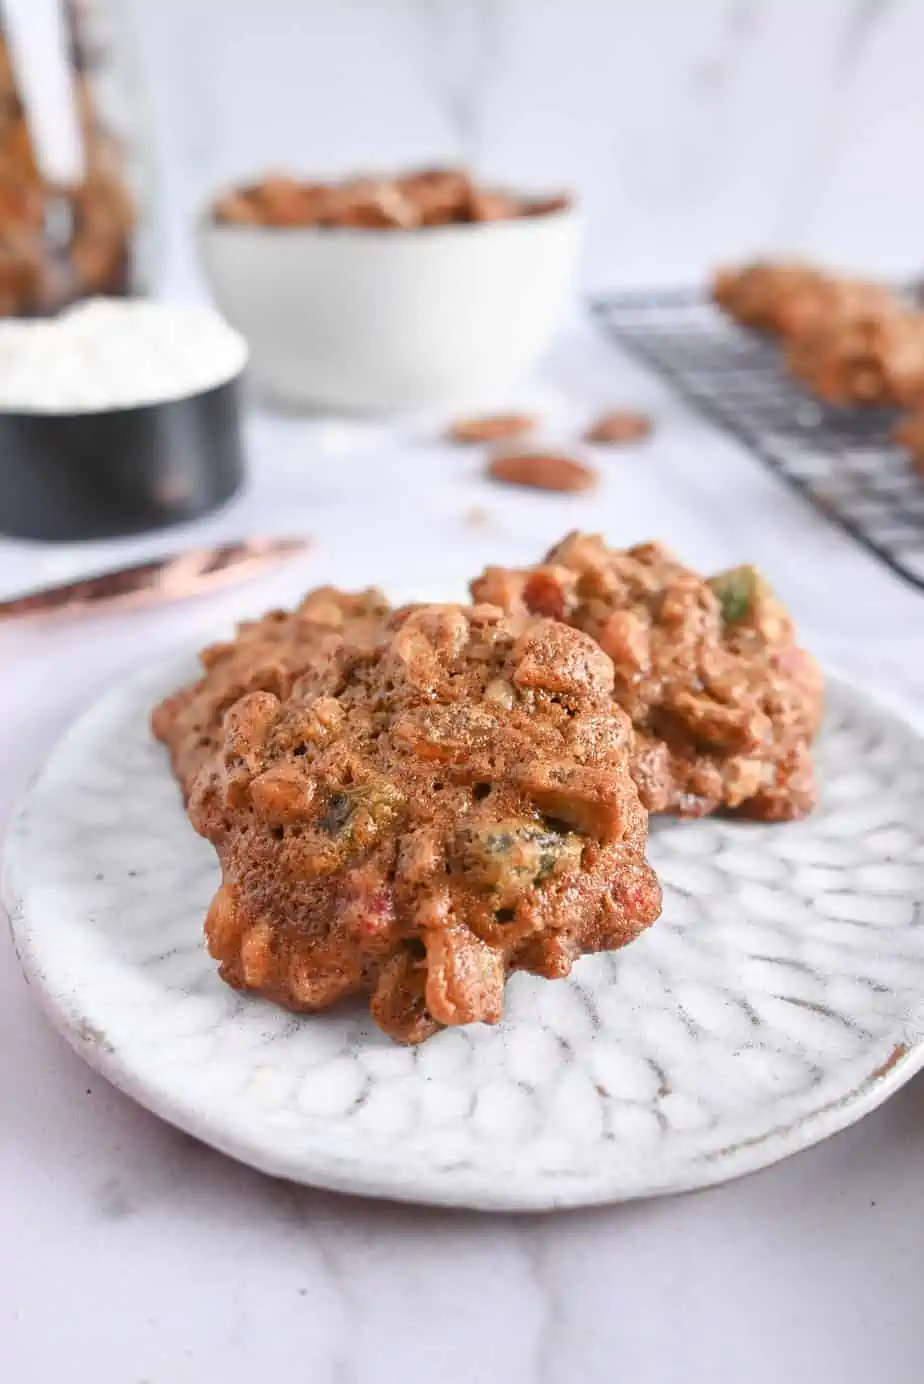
[152,587,390,799]
[713,261,894,340]
[784,308,924,406]
[188,603,661,1043]
[471,534,823,820]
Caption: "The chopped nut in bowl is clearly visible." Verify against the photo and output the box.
[211,169,570,231]
[199,167,579,412]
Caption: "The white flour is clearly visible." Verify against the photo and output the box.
[0,299,248,413]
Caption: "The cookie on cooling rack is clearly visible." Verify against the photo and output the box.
[713,260,895,340]
[152,586,390,799]
[784,308,924,407]
[893,406,924,476]
[187,603,661,1043]
[471,533,823,821]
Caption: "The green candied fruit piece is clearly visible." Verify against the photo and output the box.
[458,820,583,906]
[480,824,573,883]
[708,565,766,624]
[316,780,405,844]
[318,791,354,837]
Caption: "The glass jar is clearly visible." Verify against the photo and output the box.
[0,0,152,317]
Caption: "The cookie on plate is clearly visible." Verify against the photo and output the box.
[471,533,823,821]
[152,586,390,799]
[188,603,661,1043]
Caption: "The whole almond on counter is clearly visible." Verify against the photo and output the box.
[486,450,597,493]
[448,413,537,444]
[584,410,653,445]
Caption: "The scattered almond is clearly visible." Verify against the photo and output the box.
[486,451,597,494]
[521,194,571,218]
[584,410,653,445]
[448,412,537,444]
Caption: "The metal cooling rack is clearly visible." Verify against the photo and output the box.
[590,287,924,593]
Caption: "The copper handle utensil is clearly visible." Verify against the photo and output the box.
[0,536,311,621]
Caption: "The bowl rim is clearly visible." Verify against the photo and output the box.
[197,193,580,241]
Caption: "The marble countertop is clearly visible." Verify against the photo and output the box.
[4,318,924,1383]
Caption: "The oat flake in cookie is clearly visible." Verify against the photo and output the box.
[188,603,661,1043]
[471,533,823,821]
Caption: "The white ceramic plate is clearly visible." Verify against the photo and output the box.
[5,654,924,1211]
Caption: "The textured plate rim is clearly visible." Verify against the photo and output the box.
[4,653,924,1212]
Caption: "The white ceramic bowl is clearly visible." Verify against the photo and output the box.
[198,204,580,412]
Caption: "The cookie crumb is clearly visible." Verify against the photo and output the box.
[486,450,597,493]
[584,410,653,445]
[463,506,493,529]
[448,413,537,444]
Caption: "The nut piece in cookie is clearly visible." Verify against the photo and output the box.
[151,587,390,799]
[471,534,823,821]
[188,603,661,1043]
[584,411,653,446]
[486,450,597,493]
[784,309,924,407]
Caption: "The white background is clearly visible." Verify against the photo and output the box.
[125,0,924,296]
[5,3,924,1381]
